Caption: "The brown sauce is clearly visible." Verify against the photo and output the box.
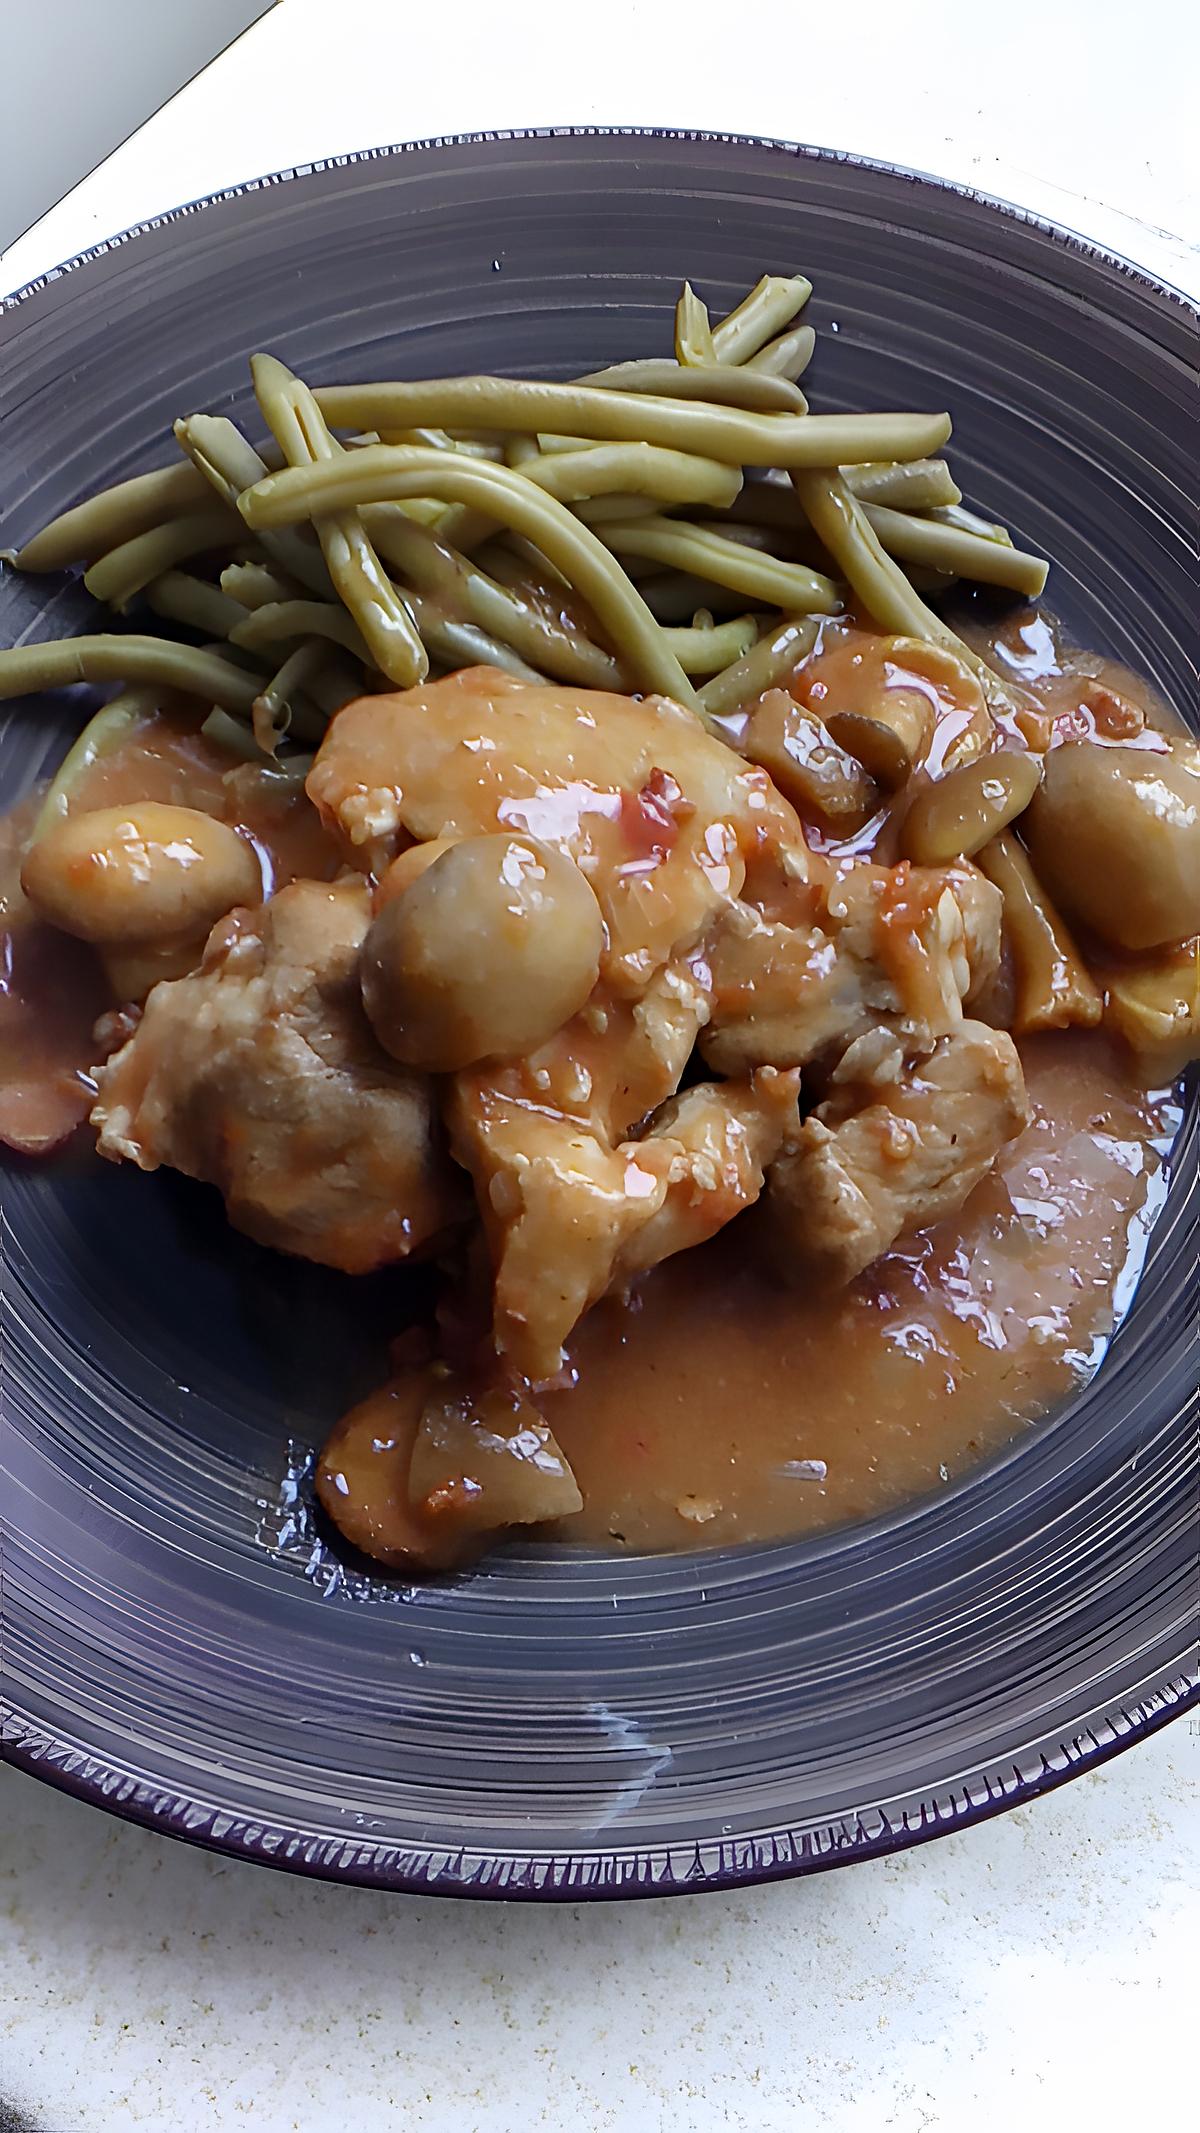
[66,711,339,890]
[537,614,1190,1549]
[0,709,338,1153]
[543,1031,1177,1548]
[0,799,110,1153]
[2,615,1192,1557]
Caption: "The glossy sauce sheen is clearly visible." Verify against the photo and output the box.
[4,620,1192,1557]
[0,799,109,1151]
[544,1032,1177,1547]
[0,711,337,1154]
[537,613,1190,1550]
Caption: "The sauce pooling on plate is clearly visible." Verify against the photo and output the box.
[248,621,1191,1565]
[1,619,1194,1566]
[544,1031,1177,1547]
[2,263,1196,1574]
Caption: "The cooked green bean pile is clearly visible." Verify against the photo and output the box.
[0,270,1049,757]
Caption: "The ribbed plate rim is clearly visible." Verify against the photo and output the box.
[1,125,1197,1900]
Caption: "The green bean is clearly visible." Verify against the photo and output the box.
[252,641,330,751]
[791,468,960,639]
[0,635,262,711]
[473,535,574,594]
[699,508,828,572]
[791,470,1024,714]
[312,378,952,470]
[214,638,274,678]
[393,497,451,527]
[414,611,545,683]
[32,689,158,836]
[144,571,247,640]
[83,509,239,609]
[675,282,716,366]
[446,428,510,449]
[229,580,544,691]
[175,415,335,599]
[843,459,962,510]
[220,561,304,610]
[521,443,741,511]
[929,501,1014,545]
[361,512,621,689]
[903,565,960,595]
[662,615,759,674]
[472,539,566,595]
[713,467,961,555]
[573,493,662,525]
[692,520,794,554]
[11,461,211,572]
[253,749,316,784]
[173,416,269,503]
[697,616,821,720]
[200,707,275,762]
[744,323,816,381]
[264,752,317,784]
[240,447,699,705]
[431,505,498,552]
[862,502,1048,597]
[712,478,809,536]
[230,599,373,663]
[599,515,840,615]
[377,426,505,460]
[711,275,812,364]
[577,360,806,413]
[506,437,540,468]
[533,434,597,454]
[200,707,320,777]
[304,653,373,717]
[251,353,428,689]
[639,572,760,622]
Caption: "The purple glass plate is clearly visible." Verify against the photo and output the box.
[1,130,1197,1898]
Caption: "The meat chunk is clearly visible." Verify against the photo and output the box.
[618,1069,803,1278]
[312,669,815,1373]
[702,860,1003,1075]
[946,862,1005,1006]
[304,672,1014,1375]
[450,1064,799,1383]
[766,1020,1029,1284]
[91,879,464,1271]
[307,666,807,991]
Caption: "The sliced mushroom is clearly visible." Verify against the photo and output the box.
[316,1372,477,1573]
[1103,939,1200,1078]
[742,688,879,825]
[101,933,210,1005]
[409,1381,583,1532]
[374,835,459,909]
[825,689,933,789]
[900,749,1043,865]
[976,831,1103,1033]
[1024,738,1200,951]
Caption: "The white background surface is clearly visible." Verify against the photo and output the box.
[1,1723,1197,2132]
[0,0,267,253]
[3,0,1200,301]
[1,2,1197,2127]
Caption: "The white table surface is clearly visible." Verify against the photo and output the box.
[1,4,1197,2126]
